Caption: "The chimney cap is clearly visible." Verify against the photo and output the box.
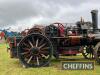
[91,10,98,13]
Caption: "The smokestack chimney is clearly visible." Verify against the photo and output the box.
[91,10,98,32]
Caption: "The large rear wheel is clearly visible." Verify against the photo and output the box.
[18,33,53,67]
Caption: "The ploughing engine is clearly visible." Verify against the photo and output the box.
[7,10,100,67]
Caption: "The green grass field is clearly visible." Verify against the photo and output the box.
[0,43,100,75]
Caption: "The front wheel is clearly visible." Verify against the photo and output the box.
[82,45,95,59]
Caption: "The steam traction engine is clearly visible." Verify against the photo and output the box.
[7,10,100,67]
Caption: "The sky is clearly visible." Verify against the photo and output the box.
[0,0,100,31]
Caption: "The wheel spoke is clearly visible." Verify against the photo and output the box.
[21,52,29,55]
[39,38,44,46]
[22,48,30,51]
[39,51,49,54]
[36,39,39,47]
[27,56,33,63]
[23,43,30,48]
[36,57,40,65]
[28,40,34,48]
[39,43,46,49]
[32,36,35,45]
[41,47,50,50]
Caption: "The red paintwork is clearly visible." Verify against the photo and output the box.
[70,37,80,45]
[61,50,80,54]
[53,22,65,37]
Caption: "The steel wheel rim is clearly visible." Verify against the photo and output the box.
[94,45,100,64]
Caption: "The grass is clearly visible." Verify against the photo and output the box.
[0,43,100,75]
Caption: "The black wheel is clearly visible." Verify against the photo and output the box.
[82,45,95,59]
[18,33,53,67]
[94,42,100,64]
